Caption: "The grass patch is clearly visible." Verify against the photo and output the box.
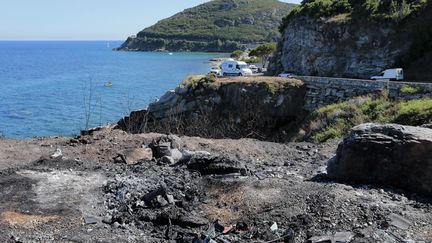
[297,96,432,142]
[394,99,432,125]
[181,74,217,89]
[400,85,421,94]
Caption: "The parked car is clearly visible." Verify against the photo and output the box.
[371,68,404,81]
[209,67,221,76]
[248,65,259,73]
[278,71,296,78]
[221,59,253,76]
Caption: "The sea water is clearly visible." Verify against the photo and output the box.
[0,41,225,138]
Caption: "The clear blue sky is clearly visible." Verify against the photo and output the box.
[0,0,301,40]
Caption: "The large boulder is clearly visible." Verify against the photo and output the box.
[328,123,432,197]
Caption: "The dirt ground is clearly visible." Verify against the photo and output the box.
[0,126,431,242]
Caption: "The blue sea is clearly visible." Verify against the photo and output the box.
[0,41,225,138]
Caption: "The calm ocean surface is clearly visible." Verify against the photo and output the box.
[0,41,225,138]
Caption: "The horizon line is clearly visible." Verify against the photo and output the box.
[0,39,124,42]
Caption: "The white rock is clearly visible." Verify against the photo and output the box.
[51,148,63,159]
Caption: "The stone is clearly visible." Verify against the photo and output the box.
[166,194,175,204]
[327,123,432,197]
[181,150,211,162]
[155,195,168,207]
[84,216,98,225]
[170,149,183,162]
[387,213,411,230]
[160,156,175,165]
[51,148,63,159]
[334,232,354,243]
[167,134,182,149]
[270,222,278,231]
[118,148,153,165]
[155,142,172,158]
[308,236,332,243]
[102,215,113,225]
[143,187,166,205]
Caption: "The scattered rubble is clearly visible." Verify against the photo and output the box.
[0,126,431,242]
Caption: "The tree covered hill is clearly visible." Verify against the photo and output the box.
[118,0,296,52]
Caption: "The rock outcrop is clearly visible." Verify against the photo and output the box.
[271,1,432,81]
[118,77,306,141]
[276,17,406,79]
[328,123,432,197]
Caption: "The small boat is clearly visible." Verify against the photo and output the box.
[168,52,173,55]
[104,81,113,87]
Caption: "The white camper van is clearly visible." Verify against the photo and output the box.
[371,68,404,81]
[221,59,253,76]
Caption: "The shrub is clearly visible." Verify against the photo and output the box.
[241,57,260,64]
[264,83,278,95]
[230,50,244,59]
[249,42,277,67]
[182,74,217,90]
[280,0,428,32]
[296,96,432,142]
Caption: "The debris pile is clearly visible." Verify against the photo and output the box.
[101,135,303,242]
[1,127,431,242]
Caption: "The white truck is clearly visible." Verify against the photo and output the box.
[221,59,253,76]
[371,68,404,81]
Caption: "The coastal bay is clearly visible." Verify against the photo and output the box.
[0,41,225,137]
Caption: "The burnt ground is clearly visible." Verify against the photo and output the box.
[0,126,431,242]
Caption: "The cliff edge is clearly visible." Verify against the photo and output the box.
[118,76,306,140]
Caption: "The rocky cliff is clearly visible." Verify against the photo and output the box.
[270,0,432,81]
[117,0,296,52]
[118,76,306,140]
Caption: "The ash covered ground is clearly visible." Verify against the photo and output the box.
[0,126,430,242]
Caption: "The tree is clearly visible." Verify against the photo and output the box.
[230,50,244,60]
[249,42,277,68]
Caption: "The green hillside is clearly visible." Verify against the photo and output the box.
[118,0,296,52]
